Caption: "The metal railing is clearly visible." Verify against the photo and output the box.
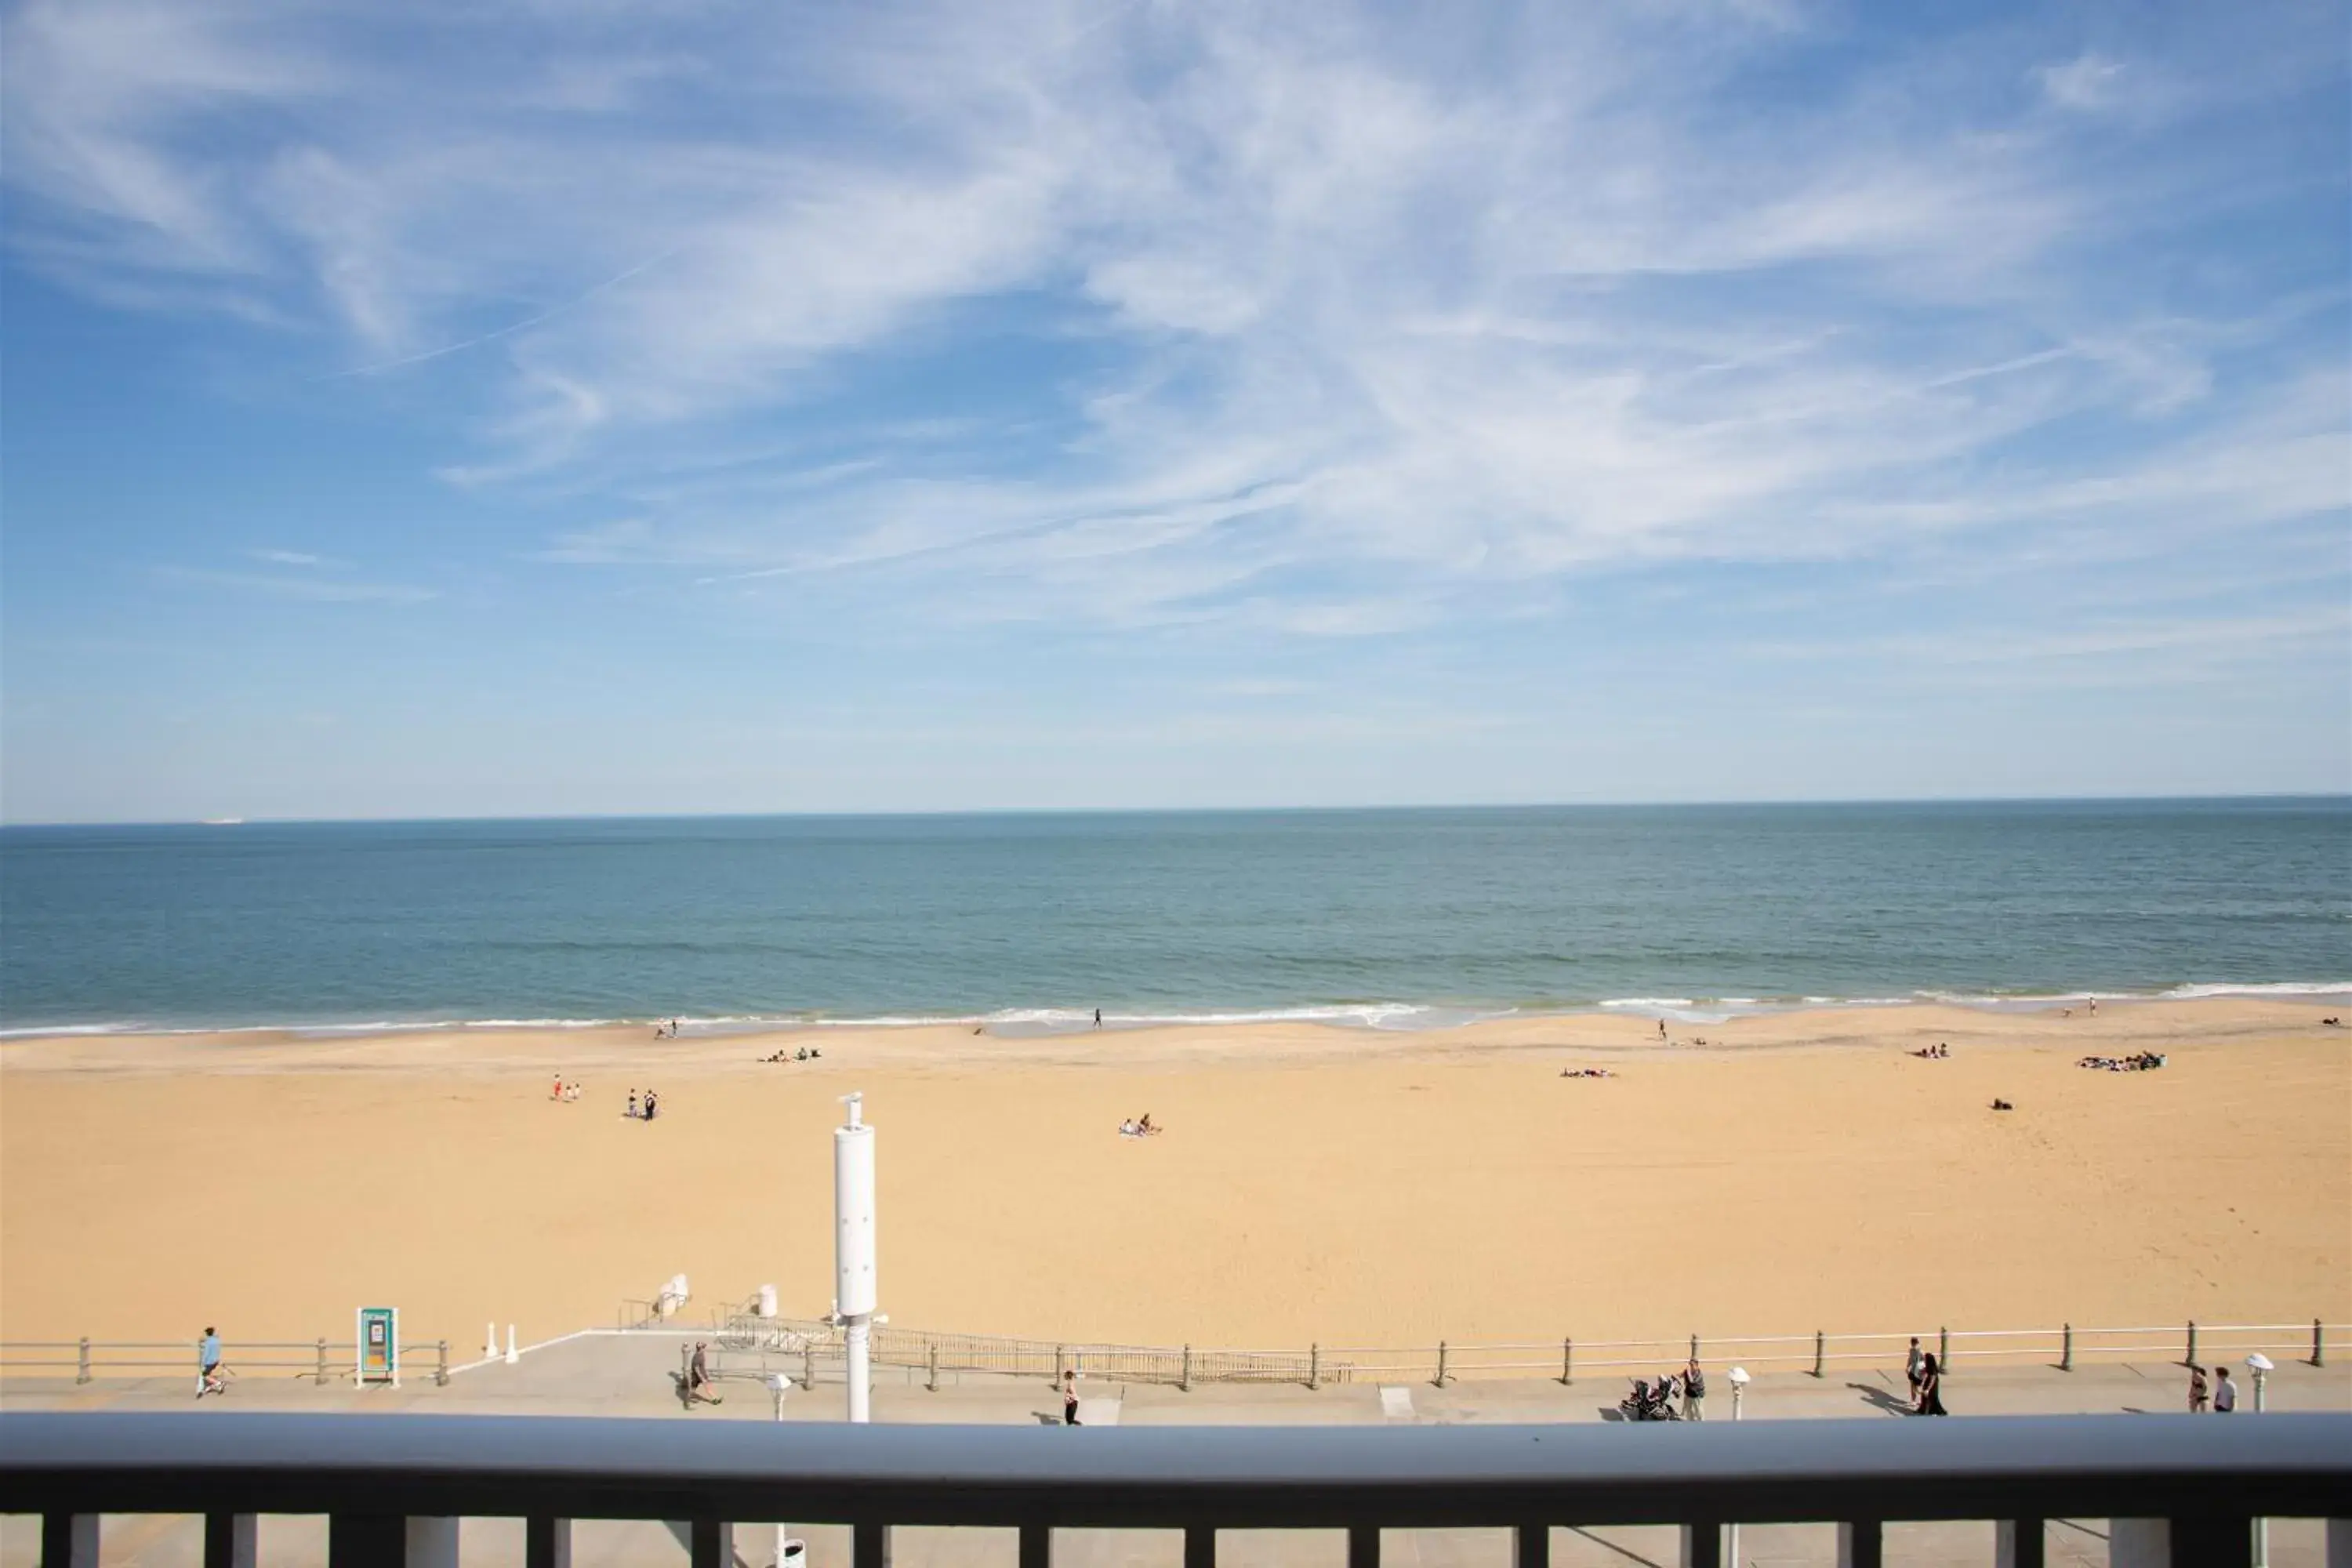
[633,1313,2346,1391]
[0,1338,452,1387]
[3,1412,2346,1568]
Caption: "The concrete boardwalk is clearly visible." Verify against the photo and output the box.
[5,1337,2347,1568]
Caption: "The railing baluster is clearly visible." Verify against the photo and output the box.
[1994,1519,2043,1568]
[327,1514,404,1568]
[1512,1525,1548,1568]
[204,1513,256,1568]
[1835,1519,1881,1568]
[1678,1523,1721,1568]
[1348,1526,1378,1568]
[855,1521,891,1568]
[42,1513,97,1568]
[526,1517,572,1568]
[691,1519,734,1568]
[1019,1525,1051,1568]
[1184,1527,1215,1568]
[406,1518,459,1568]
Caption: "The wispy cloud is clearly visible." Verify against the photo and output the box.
[6,0,2346,644]
[161,565,436,604]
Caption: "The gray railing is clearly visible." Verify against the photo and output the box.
[630,1313,2344,1390]
[0,1338,452,1387]
[2,1413,2346,1568]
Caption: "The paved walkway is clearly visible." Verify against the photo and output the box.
[5,1338,2345,1568]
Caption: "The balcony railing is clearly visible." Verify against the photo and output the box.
[4,1412,2347,1568]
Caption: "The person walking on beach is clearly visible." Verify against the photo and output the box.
[1094,1008,1102,1028]
[2189,1363,2209,1413]
[1915,1353,1947,1416]
[1657,1018,1668,1040]
[2214,1367,2236,1413]
[1063,1369,1081,1425]
[1682,1358,1706,1421]
[1905,1337,1925,1410]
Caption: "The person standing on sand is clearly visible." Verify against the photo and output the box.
[627,1089,639,1119]
[2189,1363,2209,1412]
[1657,1018,1667,1040]
[1063,1369,1081,1425]
[2214,1367,2236,1413]
[1094,1008,1102,1028]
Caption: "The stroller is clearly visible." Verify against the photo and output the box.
[1618,1372,1681,1421]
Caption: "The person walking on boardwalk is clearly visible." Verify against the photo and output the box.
[2214,1367,2236,1413]
[1063,1369,1081,1425]
[1905,1337,1925,1410]
[1682,1358,1707,1421]
[198,1327,225,1399]
[688,1341,723,1406]
[1915,1353,1947,1416]
[2189,1363,2209,1413]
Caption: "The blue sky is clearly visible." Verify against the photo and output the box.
[2,0,2347,822]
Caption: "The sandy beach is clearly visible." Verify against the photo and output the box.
[2,998,2345,1355]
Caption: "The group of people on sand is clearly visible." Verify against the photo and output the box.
[759,1046,822,1063]
[1910,1042,1951,1059]
[626,1087,662,1121]
[653,1018,683,1039]
[1117,1114,1163,1138]
[549,1076,583,1101]
[1559,1066,1615,1078]
[2077,1051,2166,1073]
[2187,1363,2241,1414]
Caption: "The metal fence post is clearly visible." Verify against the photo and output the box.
[927,1341,939,1392]
[1938,1327,1949,1370]
[1181,1345,1192,1392]
[315,1338,328,1386]
[2186,1320,2198,1367]
[1436,1341,1449,1388]
[76,1338,91,1385]
[803,1341,816,1391]
[1308,1344,1320,1391]
[1690,1333,1700,1363]
[2314,1318,2325,1367]
[2060,1324,2072,1372]
[436,1341,449,1386]
[1813,1330,1826,1378]
[1055,1345,1066,1388]
[1562,1338,1573,1385]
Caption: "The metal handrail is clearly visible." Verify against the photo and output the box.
[3,1412,2347,1530]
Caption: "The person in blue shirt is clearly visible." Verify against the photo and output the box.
[198,1327,225,1398]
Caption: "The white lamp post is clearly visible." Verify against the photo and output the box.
[2245,1355,2274,1567]
[768,1375,803,1568]
[1726,1368,1751,1566]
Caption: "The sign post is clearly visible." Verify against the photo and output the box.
[358,1307,399,1388]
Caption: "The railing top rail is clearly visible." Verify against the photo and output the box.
[3,1413,2344,1527]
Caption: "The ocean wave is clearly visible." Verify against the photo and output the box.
[3,980,2344,1040]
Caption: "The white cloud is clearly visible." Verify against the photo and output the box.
[5,0,2344,641]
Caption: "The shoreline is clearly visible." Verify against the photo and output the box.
[2,994,2345,1076]
[5,981,2347,1051]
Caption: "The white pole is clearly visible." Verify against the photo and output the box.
[1727,1368,1749,1568]
[506,1325,518,1365]
[485,1322,497,1362]
[835,1093,878,1425]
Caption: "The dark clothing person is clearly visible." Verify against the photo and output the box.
[1063,1372,1081,1425]
[1916,1353,1947,1416]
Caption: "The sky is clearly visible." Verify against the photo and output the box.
[2,0,2347,823]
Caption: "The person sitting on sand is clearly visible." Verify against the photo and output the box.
[1991,1098,2014,1111]
[1119,1120,1139,1137]
[1138,1113,1158,1134]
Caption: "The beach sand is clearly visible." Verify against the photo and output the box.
[2,999,2345,1354]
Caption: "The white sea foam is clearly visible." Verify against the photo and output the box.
[5,980,2345,1041]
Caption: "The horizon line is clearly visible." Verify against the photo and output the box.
[4,790,2347,830]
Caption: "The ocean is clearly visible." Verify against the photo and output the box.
[1,800,2345,1036]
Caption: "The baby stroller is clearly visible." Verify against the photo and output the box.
[1618,1373,1681,1421]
